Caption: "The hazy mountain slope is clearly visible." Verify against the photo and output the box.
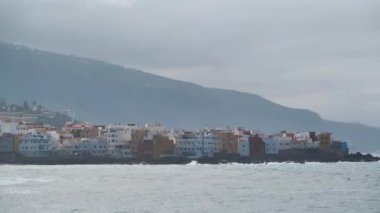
[0,42,379,152]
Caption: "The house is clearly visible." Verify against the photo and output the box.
[237,134,250,157]
[317,132,332,150]
[137,140,154,161]
[0,120,18,134]
[152,135,174,159]
[175,130,219,158]
[218,131,238,155]
[331,141,349,156]
[18,130,59,158]
[249,134,265,156]
[264,136,292,155]
[100,124,134,159]
[292,132,320,149]
[64,123,104,138]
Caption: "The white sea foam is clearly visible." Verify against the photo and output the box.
[186,160,198,165]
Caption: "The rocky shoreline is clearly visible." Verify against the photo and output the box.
[1,152,378,165]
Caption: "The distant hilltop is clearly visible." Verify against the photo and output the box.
[1,41,380,152]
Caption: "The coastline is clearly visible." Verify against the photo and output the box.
[1,152,378,165]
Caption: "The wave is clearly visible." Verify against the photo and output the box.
[186,160,198,166]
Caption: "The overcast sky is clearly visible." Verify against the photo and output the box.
[1,0,380,127]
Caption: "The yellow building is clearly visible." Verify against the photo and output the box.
[218,132,238,154]
[317,133,332,150]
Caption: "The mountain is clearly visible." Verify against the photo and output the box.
[0,42,379,152]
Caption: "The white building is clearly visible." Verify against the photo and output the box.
[0,121,35,135]
[101,124,133,143]
[100,124,136,159]
[61,137,109,157]
[18,130,59,158]
[142,123,165,133]
[292,132,320,149]
[237,135,250,157]
[0,121,18,135]
[264,136,292,154]
[16,122,28,134]
[175,131,219,158]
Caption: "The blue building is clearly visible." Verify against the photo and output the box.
[331,141,349,156]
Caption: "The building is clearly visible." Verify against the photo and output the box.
[331,141,349,156]
[175,130,219,158]
[142,123,165,133]
[218,131,238,155]
[16,122,28,134]
[0,120,18,134]
[137,140,154,161]
[64,123,104,138]
[264,136,292,154]
[317,132,332,150]
[18,131,59,158]
[60,137,109,158]
[292,132,320,149]
[100,124,134,159]
[249,134,265,156]
[237,134,250,157]
[175,131,202,158]
[152,135,174,159]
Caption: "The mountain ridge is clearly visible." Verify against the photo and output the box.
[0,41,379,152]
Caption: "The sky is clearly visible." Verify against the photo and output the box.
[1,0,380,127]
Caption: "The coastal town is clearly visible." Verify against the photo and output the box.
[0,101,377,164]
[0,120,352,163]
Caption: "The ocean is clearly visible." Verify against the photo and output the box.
[1,162,379,213]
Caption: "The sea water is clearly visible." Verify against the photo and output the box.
[1,162,379,213]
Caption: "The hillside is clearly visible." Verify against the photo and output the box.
[0,100,72,128]
[0,42,379,152]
